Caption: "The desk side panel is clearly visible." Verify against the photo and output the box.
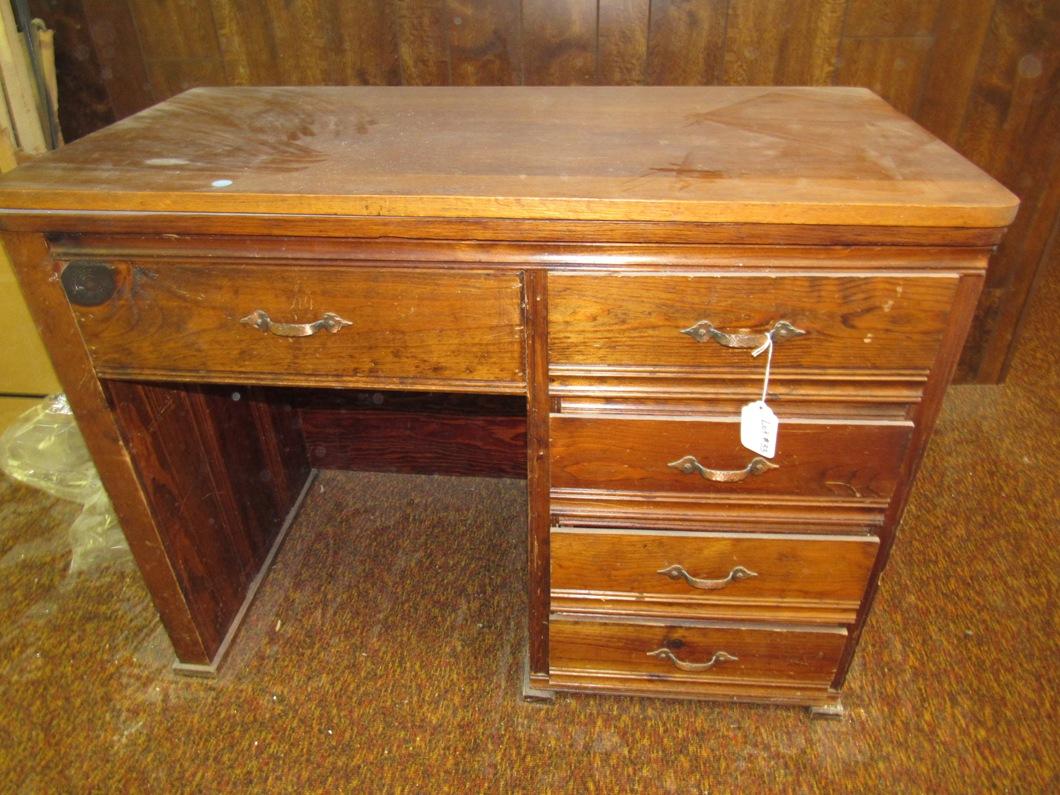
[0,231,211,663]
[830,271,986,686]
[104,380,311,657]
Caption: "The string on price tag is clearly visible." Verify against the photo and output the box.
[740,331,779,458]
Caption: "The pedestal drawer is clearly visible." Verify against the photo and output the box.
[551,528,878,623]
[61,261,526,390]
[550,414,912,502]
[549,272,958,377]
[549,617,847,691]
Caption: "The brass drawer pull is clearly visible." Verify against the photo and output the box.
[680,318,806,348]
[668,454,778,482]
[647,648,738,672]
[240,309,352,338]
[657,564,757,590]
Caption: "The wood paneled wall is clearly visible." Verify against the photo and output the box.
[27,0,1060,383]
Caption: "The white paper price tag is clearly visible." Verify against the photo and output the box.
[740,400,778,458]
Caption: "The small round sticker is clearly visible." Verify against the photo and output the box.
[210,178,233,188]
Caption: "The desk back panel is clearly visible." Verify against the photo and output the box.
[294,390,527,478]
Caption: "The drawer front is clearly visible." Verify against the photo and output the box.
[550,617,846,688]
[550,414,912,502]
[549,272,958,376]
[65,262,525,389]
[551,528,878,623]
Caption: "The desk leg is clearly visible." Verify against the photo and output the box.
[522,649,555,704]
[5,227,312,672]
[2,234,201,664]
[524,269,550,683]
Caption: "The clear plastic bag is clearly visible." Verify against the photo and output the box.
[0,394,129,573]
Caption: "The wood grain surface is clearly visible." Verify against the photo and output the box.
[549,616,847,686]
[0,231,213,664]
[551,527,879,623]
[66,262,525,390]
[297,392,526,478]
[550,490,885,535]
[831,271,987,688]
[549,414,912,501]
[0,86,1016,228]
[0,70,1011,701]
[27,0,1054,380]
[104,380,311,658]
[549,272,961,377]
[524,268,552,677]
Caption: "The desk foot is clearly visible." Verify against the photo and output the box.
[808,702,845,720]
[172,469,317,678]
[521,652,555,704]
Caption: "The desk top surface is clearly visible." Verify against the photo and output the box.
[0,86,1017,229]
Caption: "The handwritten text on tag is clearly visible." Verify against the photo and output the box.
[740,400,778,458]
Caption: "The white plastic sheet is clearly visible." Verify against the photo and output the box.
[0,394,129,572]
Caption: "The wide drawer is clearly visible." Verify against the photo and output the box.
[549,272,958,376]
[551,528,878,623]
[549,617,846,690]
[550,414,912,502]
[63,262,526,390]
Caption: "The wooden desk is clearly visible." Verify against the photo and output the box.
[0,87,1016,712]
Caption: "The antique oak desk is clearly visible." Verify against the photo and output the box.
[0,87,1016,713]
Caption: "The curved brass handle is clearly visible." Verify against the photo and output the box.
[240,309,352,338]
[656,564,758,591]
[668,454,778,483]
[680,319,806,348]
[647,648,738,672]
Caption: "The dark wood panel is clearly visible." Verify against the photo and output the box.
[723,0,846,85]
[126,0,226,98]
[81,0,154,121]
[646,0,727,85]
[262,0,334,84]
[141,57,228,101]
[209,0,280,85]
[835,35,934,115]
[914,0,996,143]
[335,1,401,85]
[105,380,311,657]
[28,0,115,142]
[952,0,1060,381]
[598,0,649,85]
[297,393,526,478]
[843,0,940,37]
[522,0,596,85]
[448,0,521,86]
[395,0,449,85]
